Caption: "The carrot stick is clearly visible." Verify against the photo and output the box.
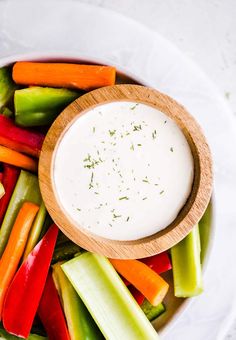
[13,62,116,91]
[0,202,39,319]
[110,259,169,306]
[0,145,37,172]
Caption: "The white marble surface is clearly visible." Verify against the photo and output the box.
[0,1,235,339]
[77,0,236,117]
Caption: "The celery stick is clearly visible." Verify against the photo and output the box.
[15,87,80,127]
[0,67,17,109]
[62,253,159,340]
[199,203,212,263]
[0,182,5,199]
[53,263,103,340]
[0,170,41,256]
[141,300,165,321]
[23,202,47,260]
[171,224,203,297]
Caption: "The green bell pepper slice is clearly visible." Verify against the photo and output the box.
[15,86,80,127]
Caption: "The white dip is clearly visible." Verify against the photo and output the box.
[54,101,194,241]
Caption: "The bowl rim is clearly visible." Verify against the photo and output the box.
[0,52,215,335]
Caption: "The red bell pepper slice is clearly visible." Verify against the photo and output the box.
[128,285,145,305]
[0,115,44,158]
[2,224,58,339]
[0,164,20,224]
[38,271,70,340]
[123,252,172,287]
[140,251,172,274]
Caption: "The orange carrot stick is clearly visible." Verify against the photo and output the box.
[13,62,116,91]
[0,202,39,319]
[0,145,37,172]
[110,259,169,306]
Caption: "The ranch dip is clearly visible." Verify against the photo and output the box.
[54,101,194,241]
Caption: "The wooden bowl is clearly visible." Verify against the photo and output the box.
[39,84,213,259]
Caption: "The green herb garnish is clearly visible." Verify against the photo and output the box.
[152,130,157,140]
[130,103,139,110]
[109,129,116,137]
[133,125,142,131]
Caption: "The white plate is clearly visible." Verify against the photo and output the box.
[0,1,236,339]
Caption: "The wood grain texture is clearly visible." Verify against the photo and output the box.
[39,84,213,259]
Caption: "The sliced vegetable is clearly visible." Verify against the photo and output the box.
[2,224,58,338]
[0,202,39,318]
[0,145,37,172]
[0,115,44,157]
[171,224,203,297]
[110,259,169,306]
[124,252,172,287]
[13,62,116,91]
[53,262,103,340]
[0,170,41,257]
[0,67,17,110]
[62,253,159,339]
[38,271,70,340]
[14,87,80,127]
[128,285,145,305]
[0,165,20,224]
[141,252,172,275]
[23,202,47,260]
[0,182,5,199]
[52,241,81,264]
[0,327,47,340]
[141,300,165,322]
[199,203,212,262]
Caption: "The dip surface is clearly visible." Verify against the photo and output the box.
[54,101,194,240]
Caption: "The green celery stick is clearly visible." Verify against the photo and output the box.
[0,170,42,256]
[171,224,203,297]
[52,242,81,264]
[0,327,47,340]
[0,67,17,110]
[199,203,212,263]
[23,202,47,260]
[15,86,80,126]
[62,253,159,340]
[53,263,103,340]
[141,300,165,321]
[0,182,5,199]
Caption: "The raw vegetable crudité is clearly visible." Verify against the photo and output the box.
[0,61,208,339]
